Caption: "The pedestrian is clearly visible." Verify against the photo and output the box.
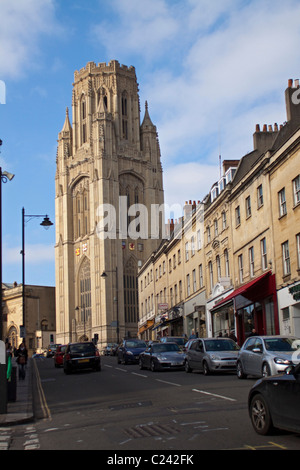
[5,342,12,382]
[229,330,238,342]
[189,329,196,339]
[16,342,28,380]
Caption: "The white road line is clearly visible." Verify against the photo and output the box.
[104,364,113,368]
[192,389,236,402]
[131,372,148,378]
[156,379,181,387]
[115,367,127,372]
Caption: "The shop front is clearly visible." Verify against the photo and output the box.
[153,306,184,338]
[210,272,279,345]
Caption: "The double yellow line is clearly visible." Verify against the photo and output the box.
[33,359,51,420]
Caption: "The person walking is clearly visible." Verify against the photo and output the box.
[16,342,28,380]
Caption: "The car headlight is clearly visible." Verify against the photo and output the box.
[156,355,168,360]
[274,357,291,365]
[210,354,221,360]
[125,351,133,355]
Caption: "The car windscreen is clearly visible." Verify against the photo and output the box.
[165,338,185,345]
[152,343,180,353]
[264,337,300,352]
[204,339,239,351]
[70,343,96,354]
[126,341,147,348]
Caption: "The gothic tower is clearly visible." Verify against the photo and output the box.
[55,61,164,346]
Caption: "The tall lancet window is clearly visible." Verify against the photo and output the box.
[79,258,91,325]
[81,95,87,144]
[122,91,128,140]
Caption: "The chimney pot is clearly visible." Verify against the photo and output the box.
[288,79,293,88]
[263,124,267,132]
[255,124,260,132]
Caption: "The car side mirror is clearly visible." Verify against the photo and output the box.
[252,348,262,354]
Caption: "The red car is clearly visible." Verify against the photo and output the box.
[54,345,67,367]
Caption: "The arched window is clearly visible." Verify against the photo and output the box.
[81,95,87,144]
[122,91,128,140]
[79,258,91,324]
[123,257,138,324]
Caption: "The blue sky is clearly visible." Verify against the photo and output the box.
[1,0,300,287]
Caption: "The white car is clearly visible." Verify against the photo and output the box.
[237,335,300,379]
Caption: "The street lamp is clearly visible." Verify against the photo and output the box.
[0,166,15,341]
[101,267,119,343]
[21,207,53,340]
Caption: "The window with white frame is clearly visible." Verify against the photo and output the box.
[208,261,213,292]
[278,188,287,217]
[282,241,291,276]
[261,237,267,270]
[293,175,300,206]
[197,229,201,250]
[222,211,227,230]
[216,255,221,281]
[207,226,211,243]
[192,269,196,293]
[257,184,264,208]
[199,264,203,288]
[187,274,190,296]
[235,206,241,226]
[214,219,218,237]
[191,236,195,256]
[245,196,251,218]
[185,242,189,261]
[224,249,230,277]
[249,246,254,277]
[238,254,243,283]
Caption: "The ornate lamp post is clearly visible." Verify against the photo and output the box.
[101,267,119,343]
[21,208,53,340]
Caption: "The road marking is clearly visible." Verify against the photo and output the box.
[131,372,148,378]
[33,359,52,420]
[104,364,113,368]
[115,367,127,372]
[156,379,181,387]
[192,389,236,402]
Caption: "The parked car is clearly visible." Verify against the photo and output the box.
[110,343,120,356]
[54,344,67,367]
[139,342,185,371]
[236,335,300,379]
[185,337,240,375]
[63,342,101,374]
[46,344,61,358]
[248,362,300,435]
[117,339,147,364]
[102,343,118,356]
[160,336,187,350]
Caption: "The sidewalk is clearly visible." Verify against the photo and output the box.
[0,358,34,426]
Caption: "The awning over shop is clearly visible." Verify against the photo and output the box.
[138,319,154,335]
[211,271,273,312]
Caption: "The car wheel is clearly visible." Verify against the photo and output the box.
[185,360,192,373]
[150,360,157,372]
[202,360,210,375]
[139,358,145,370]
[262,362,271,377]
[250,393,274,435]
[237,361,247,379]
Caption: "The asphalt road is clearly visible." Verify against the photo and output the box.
[8,355,300,454]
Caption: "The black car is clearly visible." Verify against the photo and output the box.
[63,342,101,374]
[248,362,300,435]
[117,339,147,364]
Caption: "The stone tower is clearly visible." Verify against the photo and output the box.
[55,60,164,346]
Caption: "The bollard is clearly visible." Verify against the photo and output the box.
[0,341,7,414]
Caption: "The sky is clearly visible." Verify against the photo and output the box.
[1,0,300,287]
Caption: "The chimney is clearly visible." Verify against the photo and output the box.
[253,122,279,153]
[285,78,300,123]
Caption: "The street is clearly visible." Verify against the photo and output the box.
[8,355,300,453]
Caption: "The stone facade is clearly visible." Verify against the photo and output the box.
[2,283,55,356]
[55,61,164,347]
[138,79,300,345]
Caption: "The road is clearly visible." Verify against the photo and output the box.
[8,355,300,454]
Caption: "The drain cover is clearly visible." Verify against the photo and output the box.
[124,423,180,439]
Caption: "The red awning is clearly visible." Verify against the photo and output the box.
[211,271,272,311]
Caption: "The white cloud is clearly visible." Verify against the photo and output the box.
[0,0,58,79]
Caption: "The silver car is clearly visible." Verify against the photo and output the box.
[185,338,240,375]
[237,335,300,379]
[139,342,185,371]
